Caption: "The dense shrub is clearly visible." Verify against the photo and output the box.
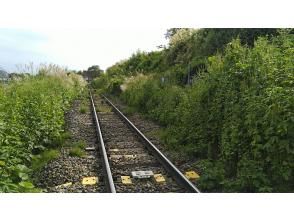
[95,29,280,93]
[0,72,85,192]
[91,73,124,95]
[119,32,294,192]
[92,29,293,192]
[168,34,294,192]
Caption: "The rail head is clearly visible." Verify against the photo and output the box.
[90,91,116,193]
[102,94,201,193]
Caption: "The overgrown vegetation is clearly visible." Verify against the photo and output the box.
[79,105,87,114]
[92,29,293,192]
[31,149,60,171]
[0,67,85,192]
[69,140,86,157]
[69,148,85,157]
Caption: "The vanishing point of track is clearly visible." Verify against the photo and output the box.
[89,91,201,193]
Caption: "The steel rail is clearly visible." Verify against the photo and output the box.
[102,95,201,193]
[89,91,116,193]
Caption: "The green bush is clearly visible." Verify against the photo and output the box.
[120,32,294,192]
[91,29,293,192]
[0,71,85,192]
[167,34,294,192]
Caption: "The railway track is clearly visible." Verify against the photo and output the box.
[90,91,201,193]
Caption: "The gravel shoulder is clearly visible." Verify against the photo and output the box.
[34,98,105,193]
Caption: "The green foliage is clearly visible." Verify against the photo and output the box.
[31,149,60,171]
[72,140,86,149]
[170,34,293,192]
[52,131,72,148]
[79,105,87,114]
[106,51,165,77]
[118,31,294,192]
[91,72,124,95]
[69,141,86,157]
[69,147,85,157]
[90,29,293,192]
[92,29,280,95]
[196,160,225,192]
[81,65,103,81]
[0,71,85,192]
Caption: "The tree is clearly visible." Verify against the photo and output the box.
[84,65,103,81]
[165,28,182,39]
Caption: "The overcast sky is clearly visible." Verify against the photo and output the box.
[0,28,168,72]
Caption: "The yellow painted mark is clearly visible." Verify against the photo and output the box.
[121,176,132,184]
[109,149,119,152]
[185,171,200,180]
[82,177,98,185]
[153,174,166,184]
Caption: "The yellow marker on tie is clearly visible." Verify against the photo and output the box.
[153,174,166,184]
[82,177,99,185]
[121,176,132,184]
[185,171,200,180]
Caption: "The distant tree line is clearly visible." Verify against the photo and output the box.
[77,65,103,82]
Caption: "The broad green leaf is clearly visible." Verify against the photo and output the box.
[18,172,29,180]
[19,181,34,189]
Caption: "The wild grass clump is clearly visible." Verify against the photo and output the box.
[69,147,85,157]
[68,140,86,157]
[72,140,86,149]
[32,149,60,171]
[79,105,87,114]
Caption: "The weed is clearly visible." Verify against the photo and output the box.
[32,149,60,171]
[51,131,72,148]
[69,147,85,157]
[79,105,87,114]
[72,140,86,149]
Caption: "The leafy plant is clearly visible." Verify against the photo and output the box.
[96,30,294,192]
[31,149,60,171]
[0,67,85,192]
